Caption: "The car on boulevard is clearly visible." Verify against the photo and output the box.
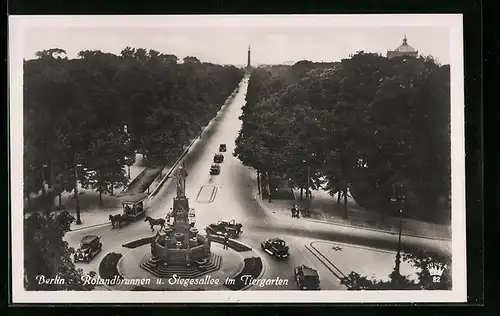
[219,143,227,152]
[294,265,320,290]
[205,219,243,238]
[261,238,290,259]
[74,235,102,263]
[210,164,221,175]
[213,153,224,163]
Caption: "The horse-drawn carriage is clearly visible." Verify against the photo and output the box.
[109,192,149,228]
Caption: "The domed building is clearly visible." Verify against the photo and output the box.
[387,35,418,59]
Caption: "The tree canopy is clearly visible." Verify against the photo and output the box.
[340,249,452,290]
[235,53,450,222]
[24,211,95,290]
[24,48,244,209]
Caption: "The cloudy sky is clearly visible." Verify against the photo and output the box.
[13,15,461,66]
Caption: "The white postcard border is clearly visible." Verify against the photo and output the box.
[9,14,466,303]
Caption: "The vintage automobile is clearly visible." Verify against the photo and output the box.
[219,144,227,152]
[74,235,102,263]
[261,238,290,259]
[294,265,320,290]
[210,164,221,175]
[205,219,243,238]
[213,153,224,163]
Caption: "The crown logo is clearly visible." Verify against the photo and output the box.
[427,263,446,283]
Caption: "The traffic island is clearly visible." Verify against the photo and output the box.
[96,237,264,291]
[112,242,246,290]
[224,257,263,291]
[99,252,123,280]
[100,161,264,291]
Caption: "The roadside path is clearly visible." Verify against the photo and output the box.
[259,187,451,241]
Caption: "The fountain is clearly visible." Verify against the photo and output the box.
[140,162,221,278]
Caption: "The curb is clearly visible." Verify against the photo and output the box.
[305,243,346,282]
[98,245,133,291]
[256,189,451,242]
[119,163,147,195]
[207,235,265,291]
[147,136,199,199]
[70,222,110,232]
[308,242,347,279]
[194,185,217,204]
[208,235,253,252]
[240,258,266,291]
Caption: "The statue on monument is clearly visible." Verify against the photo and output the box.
[175,163,188,198]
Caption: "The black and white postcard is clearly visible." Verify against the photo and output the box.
[10,14,466,303]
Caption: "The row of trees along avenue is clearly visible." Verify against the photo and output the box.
[24,48,244,212]
[235,52,451,224]
[24,48,243,290]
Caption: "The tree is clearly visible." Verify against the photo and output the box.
[24,47,244,211]
[35,48,67,59]
[24,211,95,290]
[81,129,130,205]
[183,56,201,64]
[235,52,450,223]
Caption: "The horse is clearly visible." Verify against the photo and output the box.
[144,216,166,232]
[109,214,124,229]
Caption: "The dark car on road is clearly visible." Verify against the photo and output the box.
[213,153,224,163]
[294,265,320,290]
[210,164,220,175]
[74,235,102,263]
[219,144,227,152]
[205,219,243,238]
[261,238,290,259]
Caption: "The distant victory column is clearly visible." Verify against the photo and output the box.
[247,45,251,69]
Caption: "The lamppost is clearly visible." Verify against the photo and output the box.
[124,125,132,180]
[41,164,49,212]
[41,164,48,191]
[302,153,316,216]
[394,208,403,276]
[74,158,83,225]
[394,186,405,278]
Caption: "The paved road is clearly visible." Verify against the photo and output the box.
[66,77,451,291]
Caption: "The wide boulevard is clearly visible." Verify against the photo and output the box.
[65,77,451,290]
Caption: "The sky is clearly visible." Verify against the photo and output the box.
[13,15,461,66]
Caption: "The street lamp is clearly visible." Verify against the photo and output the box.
[75,162,83,225]
[394,208,403,276]
[393,183,405,279]
[41,164,48,191]
[302,153,316,216]
[41,164,49,212]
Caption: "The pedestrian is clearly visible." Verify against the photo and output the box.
[291,205,296,218]
[223,233,229,250]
